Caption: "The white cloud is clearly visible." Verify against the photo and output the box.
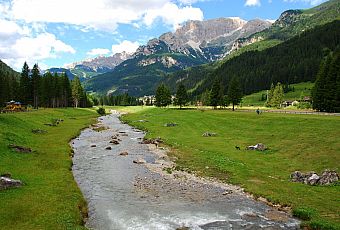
[87,48,111,56]
[111,40,140,54]
[245,0,261,6]
[2,0,204,33]
[144,2,203,30]
[0,19,75,70]
[283,0,326,6]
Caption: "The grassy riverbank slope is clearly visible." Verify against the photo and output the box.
[0,108,97,230]
[122,108,340,229]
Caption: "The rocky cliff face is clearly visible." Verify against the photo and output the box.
[67,52,131,73]
[134,17,272,62]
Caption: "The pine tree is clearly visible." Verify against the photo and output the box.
[227,77,242,111]
[71,76,83,108]
[174,83,188,109]
[210,78,221,109]
[312,50,340,112]
[20,62,31,105]
[31,63,41,108]
[155,84,171,107]
[271,82,284,108]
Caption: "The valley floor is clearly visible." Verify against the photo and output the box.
[121,107,340,229]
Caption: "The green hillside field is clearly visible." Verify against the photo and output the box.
[122,107,340,229]
[0,108,97,230]
[242,82,314,107]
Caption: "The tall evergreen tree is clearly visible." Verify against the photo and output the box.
[155,84,171,107]
[227,77,242,111]
[210,78,221,109]
[31,63,41,109]
[174,83,188,109]
[312,50,340,112]
[271,82,284,108]
[20,62,31,105]
[71,76,83,108]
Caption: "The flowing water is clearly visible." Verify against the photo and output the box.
[72,112,300,230]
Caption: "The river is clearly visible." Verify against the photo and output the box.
[72,112,299,230]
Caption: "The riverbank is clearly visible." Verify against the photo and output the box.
[72,111,299,229]
[0,108,97,230]
[121,107,340,229]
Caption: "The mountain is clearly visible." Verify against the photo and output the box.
[164,0,340,97]
[166,20,340,99]
[46,52,131,81]
[229,0,340,54]
[85,17,272,95]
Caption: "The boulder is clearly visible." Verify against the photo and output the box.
[290,171,304,182]
[291,170,338,186]
[306,173,320,185]
[8,144,32,153]
[202,132,217,137]
[0,176,23,190]
[110,140,120,145]
[105,146,112,150]
[246,143,267,151]
[133,158,146,164]
[119,151,129,156]
[164,123,178,127]
[318,169,339,185]
[90,144,96,147]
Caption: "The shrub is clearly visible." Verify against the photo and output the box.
[292,207,316,220]
[309,219,338,230]
[96,107,106,116]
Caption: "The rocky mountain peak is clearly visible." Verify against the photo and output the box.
[274,9,303,27]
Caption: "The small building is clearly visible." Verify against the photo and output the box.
[281,100,294,107]
[3,101,24,112]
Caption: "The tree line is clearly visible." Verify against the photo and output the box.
[0,61,92,109]
[96,93,142,106]
[312,49,340,112]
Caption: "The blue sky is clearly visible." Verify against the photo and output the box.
[0,0,328,70]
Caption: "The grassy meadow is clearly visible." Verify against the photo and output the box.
[242,82,314,107]
[0,108,97,230]
[122,107,340,229]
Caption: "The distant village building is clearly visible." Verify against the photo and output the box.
[139,95,156,105]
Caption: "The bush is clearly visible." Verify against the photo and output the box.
[96,107,106,116]
[309,219,338,230]
[292,207,316,220]
[297,102,312,109]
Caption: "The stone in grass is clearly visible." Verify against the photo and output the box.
[8,144,32,153]
[318,169,339,185]
[119,151,128,156]
[246,143,267,151]
[31,129,48,134]
[164,123,178,127]
[133,158,146,164]
[291,170,339,186]
[0,176,23,190]
[202,132,217,137]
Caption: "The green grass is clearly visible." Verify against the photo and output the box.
[242,82,314,107]
[122,107,340,228]
[0,108,97,230]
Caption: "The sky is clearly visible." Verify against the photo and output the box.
[0,0,328,71]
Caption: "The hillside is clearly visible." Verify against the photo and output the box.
[166,20,340,99]
[0,60,20,105]
[231,0,340,54]
[242,82,314,107]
